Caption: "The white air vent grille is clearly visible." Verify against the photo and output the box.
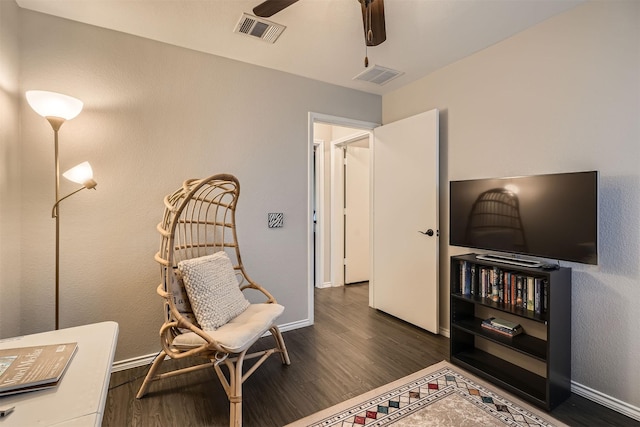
[234,13,285,44]
[353,65,403,85]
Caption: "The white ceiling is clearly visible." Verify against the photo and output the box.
[16,0,583,95]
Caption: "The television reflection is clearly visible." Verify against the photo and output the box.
[465,188,528,254]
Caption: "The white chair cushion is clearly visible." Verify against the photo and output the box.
[177,251,250,331]
[172,303,285,353]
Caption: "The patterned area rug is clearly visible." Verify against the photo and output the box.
[286,361,568,427]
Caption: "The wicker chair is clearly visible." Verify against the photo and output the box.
[136,174,290,427]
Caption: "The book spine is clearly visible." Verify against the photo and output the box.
[481,268,488,298]
[543,279,549,313]
[516,276,523,308]
[491,267,500,302]
[504,272,510,305]
[464,262,472,295]
[471,264,478,296]
[458,260,465,294]
[534,277,542,314]
[527,276,535,312]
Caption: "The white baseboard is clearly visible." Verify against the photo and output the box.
[439,327,450,338]
[112,352,159,372]
[571,380,640,421]
[278,318,312,333]
[316,282,333,289]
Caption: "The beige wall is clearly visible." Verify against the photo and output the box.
[0,0,21,338]
[10,6,381,361]
[383,0,640,411]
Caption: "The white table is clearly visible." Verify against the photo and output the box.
[0,321,118,426]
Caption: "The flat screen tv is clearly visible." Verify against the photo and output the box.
[449,171,598,265]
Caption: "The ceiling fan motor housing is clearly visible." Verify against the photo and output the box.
[253,0,386,47]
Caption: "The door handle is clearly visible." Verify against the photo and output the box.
[418,229,437,237]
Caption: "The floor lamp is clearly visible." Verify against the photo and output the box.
[26,90,98,330]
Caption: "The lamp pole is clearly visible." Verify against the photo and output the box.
[46,117,65,330]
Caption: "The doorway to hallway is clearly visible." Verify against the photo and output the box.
[307,113,378,325]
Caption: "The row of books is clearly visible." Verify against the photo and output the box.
[481,317,523,337]
[458,261,548,314]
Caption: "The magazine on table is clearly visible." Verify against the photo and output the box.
[0,342,77,396]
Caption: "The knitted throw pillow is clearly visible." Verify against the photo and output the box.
[177,251,250,331]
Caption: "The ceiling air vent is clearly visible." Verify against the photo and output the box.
[234,13,285,44]
[353,65,403,86]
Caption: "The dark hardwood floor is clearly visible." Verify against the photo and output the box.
[103,284,637,426]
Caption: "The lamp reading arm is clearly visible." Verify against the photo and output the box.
[51,180,97,218]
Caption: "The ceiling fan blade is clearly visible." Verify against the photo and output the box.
[360,0,386,46]
[253,0,300,17]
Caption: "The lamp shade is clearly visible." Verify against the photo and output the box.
[63,162,94,184]
[26,90,83,120]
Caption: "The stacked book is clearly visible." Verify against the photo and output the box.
[481,317,523,337]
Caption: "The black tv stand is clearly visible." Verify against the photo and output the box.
[475,253,543,268]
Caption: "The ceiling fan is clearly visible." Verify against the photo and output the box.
[252,0,386,47]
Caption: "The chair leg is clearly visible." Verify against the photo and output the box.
[270,326,291,365]
[136,350,167,399]
[223,350,246,427]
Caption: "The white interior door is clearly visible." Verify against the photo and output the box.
[371,109,439,333]
[345,144,370,284]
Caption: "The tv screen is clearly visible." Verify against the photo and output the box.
[449,171,598,265]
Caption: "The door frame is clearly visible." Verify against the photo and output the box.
[313,139,326,289]
[308,112,379,325]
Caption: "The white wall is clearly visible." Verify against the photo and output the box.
[11,6,381,361]
[383,0,640,413]
[0,0,21,338]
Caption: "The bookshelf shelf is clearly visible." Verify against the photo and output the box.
[450,253,572,410]
[451,316,547,361]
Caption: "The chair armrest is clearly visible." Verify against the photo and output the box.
[240,281,277,304]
